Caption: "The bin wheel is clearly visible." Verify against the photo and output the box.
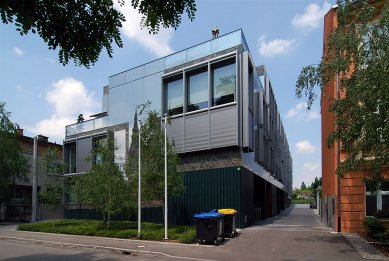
[221,237,225,242]
[213,239,219,246]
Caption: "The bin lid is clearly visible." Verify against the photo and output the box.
[218,208,237,215]
[194,210,224,219]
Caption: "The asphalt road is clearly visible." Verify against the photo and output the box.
[0,239,171,261]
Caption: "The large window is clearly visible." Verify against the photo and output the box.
[187,67,208,112]
[212,58,236,106]
[165,76,183,116]
[64,142,76,174]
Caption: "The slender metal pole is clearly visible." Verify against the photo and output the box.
[164,113,168,240]
[31,136,38,222]
[138,118,141,237]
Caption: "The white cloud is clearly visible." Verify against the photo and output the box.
[285,102,319,120]
[16,85,23,92]
[292,2,332,31]
[304,162,320,172]
[293,162,321,188]
[115,3,173,57]
[295,140,316,154]
[13,47,24,56]
[30,78,99,141]
[258,35,295,57]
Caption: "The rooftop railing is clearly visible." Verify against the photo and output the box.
[65,116,109,137]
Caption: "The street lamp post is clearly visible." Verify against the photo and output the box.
[138,117,141,238]
[164,113,168,240]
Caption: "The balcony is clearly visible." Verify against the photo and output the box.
[65,116,110,137]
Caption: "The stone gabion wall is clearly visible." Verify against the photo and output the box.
[177,147,241,172]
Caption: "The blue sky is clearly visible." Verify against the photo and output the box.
[0,0,336,188]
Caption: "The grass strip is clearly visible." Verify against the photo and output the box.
[18,219,196,244]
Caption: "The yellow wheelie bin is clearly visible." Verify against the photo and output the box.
[218,209,237,237]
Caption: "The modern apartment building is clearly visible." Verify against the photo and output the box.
[321,0,388,233]
[64,30,293,227]
[0,130,62,221]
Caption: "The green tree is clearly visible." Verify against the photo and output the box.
[0,102,29,201]
[126,104,184,215]
[301,181,307,191]
[74,136,133,228]
[296,0,389,191]
[310,177,322,203]
[0,0,196,67]
[38,147,65,227]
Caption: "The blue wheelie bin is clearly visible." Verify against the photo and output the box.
[193,209,224,245]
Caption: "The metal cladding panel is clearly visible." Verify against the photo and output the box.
[240,167,254,227]
[242,52,249,148]
[170,167,243,227]
[76,137,92,173]
[184,111,209,151]
[248,112,254,151]
[210,105,238,148]
[257,129,265,165]
[167,117,184,153]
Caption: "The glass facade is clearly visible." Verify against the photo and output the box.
[212,59,236,106]
[66,30,245,137]
[187,67,208,112]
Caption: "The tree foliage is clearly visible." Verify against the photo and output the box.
[38,147,65,206]
[74,136,133,227]
[296,0,389,190]
[38,147,65,227]
[0,102,29,200]
[310,177,322,202]
[300,181,307,191]
[126,105,184,209]
[0,0,196,67]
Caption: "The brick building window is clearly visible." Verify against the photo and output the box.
[366,181,389,217]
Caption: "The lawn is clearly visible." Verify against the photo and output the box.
[292,198,314,204]
[18,220,196,244]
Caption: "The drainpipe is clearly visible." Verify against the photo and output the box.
[336,73,341,232]
[31,136,38,222]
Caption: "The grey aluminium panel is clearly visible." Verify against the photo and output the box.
[167,117,184,153]
[210,105,238,148]
[184,111,209,152]
[76,137,92,173]
[242,51,249,148]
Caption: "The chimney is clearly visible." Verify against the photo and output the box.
[37,134,48,143]
[16,128,24,136]
[212,26,219,39]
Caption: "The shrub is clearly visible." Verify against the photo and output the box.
[363,216,386,239]
[178,229,196,244]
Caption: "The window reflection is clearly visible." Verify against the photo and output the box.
[165,76,183,116]
[212,59,236,106]
[187,67,208,112]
